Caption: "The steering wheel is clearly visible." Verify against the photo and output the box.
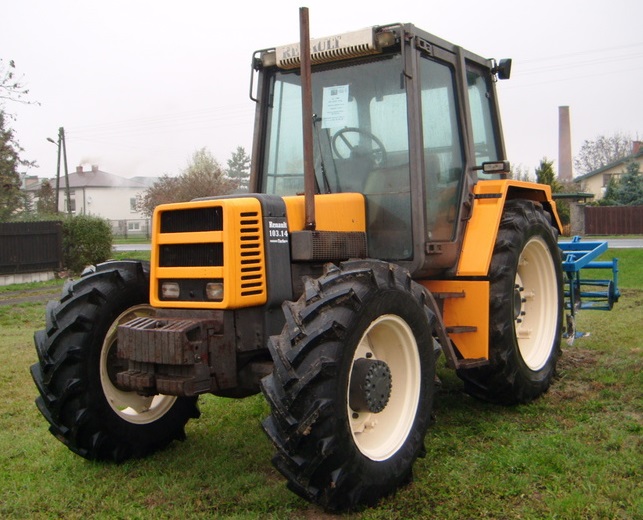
[331,128,388,168]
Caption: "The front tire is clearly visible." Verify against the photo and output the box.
[457,200,563,404]
[261,260,436,511]
[31,261,200,461]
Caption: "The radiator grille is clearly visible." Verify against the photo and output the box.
[153,200,267,308]
[160,206,223,233]
[238,212,264,296]
[159,243,223,267]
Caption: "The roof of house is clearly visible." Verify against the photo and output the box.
[575,148,643,182]
[62,166,148,189]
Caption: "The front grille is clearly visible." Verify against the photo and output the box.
[238,212,263,296]
[159,243,223,267]
[153,199,267,308]
[160,207,223,233]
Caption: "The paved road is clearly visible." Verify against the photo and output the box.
[604,238,643,249]
[113,243,151,251]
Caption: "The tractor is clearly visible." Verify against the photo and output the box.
[31,9,620,511]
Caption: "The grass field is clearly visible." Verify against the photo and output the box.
[0,249,641,519]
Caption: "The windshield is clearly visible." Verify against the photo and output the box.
[260,55,413,259]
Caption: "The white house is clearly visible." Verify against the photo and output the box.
[56,165,152,236]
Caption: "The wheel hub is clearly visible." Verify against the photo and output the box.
[513,283,524,321]
[349,358,392,413]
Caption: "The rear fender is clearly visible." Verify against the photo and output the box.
[457,180,562,277]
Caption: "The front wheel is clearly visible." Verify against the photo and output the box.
[31,261,200,461]
[262,260,436,511]
[457,200,563,404]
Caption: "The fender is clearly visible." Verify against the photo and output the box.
[457,179,562,277]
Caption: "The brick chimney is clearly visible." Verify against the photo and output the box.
[558,106,573,182]
[632,141,643,155]
[76,166,83,174]
[91,165,99,173]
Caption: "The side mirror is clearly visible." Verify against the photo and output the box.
[492,58,512,80]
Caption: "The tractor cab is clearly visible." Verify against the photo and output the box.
[251,23,508,273]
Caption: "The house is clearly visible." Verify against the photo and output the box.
[575,141,643,200]
[27,165,155,236]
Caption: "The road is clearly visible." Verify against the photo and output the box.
[603,238,643,249]
[113,238,643,252]
[113,243,151,251]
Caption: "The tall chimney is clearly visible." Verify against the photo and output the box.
[558,106,573,182]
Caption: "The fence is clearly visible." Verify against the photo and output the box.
[109,219,151,239]
[0,221,63,275]
[585,206,643,235]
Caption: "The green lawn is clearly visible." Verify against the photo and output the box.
[0,250,641,519]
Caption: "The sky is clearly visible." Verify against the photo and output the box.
[2,0,642,180]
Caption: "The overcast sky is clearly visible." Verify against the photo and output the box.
[3,0,642,180]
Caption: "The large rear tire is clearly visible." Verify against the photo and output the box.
[262,260,436,511]
[31,261,200,461]
[457,200,563,404]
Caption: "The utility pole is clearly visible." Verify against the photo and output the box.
[46,127,72,214]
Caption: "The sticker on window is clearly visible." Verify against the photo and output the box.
[321,85,349,128]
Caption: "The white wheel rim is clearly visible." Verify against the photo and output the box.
[347,314,421,461]
[99,304,177,424]
[514,236,559,371]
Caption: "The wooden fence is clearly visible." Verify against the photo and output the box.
[585,206,643,235]
[0,221,63,275]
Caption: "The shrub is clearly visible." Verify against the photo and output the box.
[62,215,113,273]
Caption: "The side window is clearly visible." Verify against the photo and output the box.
[263,79,305,195]
[420,57,465,241]
[467,64,500,175]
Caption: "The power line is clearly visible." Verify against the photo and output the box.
[518,41,643,66]
[65,104,254,139]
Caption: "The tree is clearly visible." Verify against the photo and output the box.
[535,158,570,224]
[510,163,533,182]
[36,179,57,215]
[574,132,632,175]
[535,158,561,192]
[615,161,643,206]
[0,110,29,221]
[226,146,251,192]
[598,175,620,206]
[137,147,237,217]
[1,59,37,221]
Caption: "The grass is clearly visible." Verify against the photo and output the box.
[110,250,151,262]
[0,251,641,519]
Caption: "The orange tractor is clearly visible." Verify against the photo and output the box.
[32,10,619,511]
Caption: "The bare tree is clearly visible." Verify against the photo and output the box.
[137,148,238,217]
[36,179,57,215]
[510,163,533,182]
[0,59,36,106]
[574,132,632,175]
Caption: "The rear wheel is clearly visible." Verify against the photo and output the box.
[457,200,563,404]
[31,261,200,461]
[262,260,436,511]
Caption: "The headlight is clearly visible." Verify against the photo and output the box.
[161,282,180,299]
[206,282,224,301]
